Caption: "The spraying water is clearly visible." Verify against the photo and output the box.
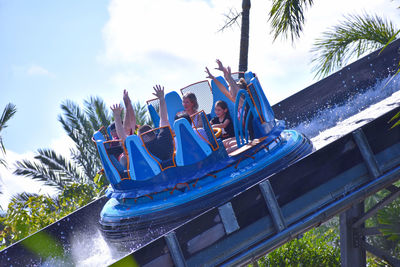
[294,75,400,149]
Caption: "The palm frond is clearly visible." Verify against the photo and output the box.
[14,159,65,188]
[35,149,82,180]
[311,13,399,78]
[13,149,83,189]
[58,100,102,179]
[269,0,314,43]
[133,101,152,127]
[0,103,17,156]
[84,96,112,131]
[0,103,17,133]
[218,8,241,32]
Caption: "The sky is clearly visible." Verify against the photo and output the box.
[1,0,400,207]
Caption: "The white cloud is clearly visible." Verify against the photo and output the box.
[100,0,400,105]
[27,64,51,76]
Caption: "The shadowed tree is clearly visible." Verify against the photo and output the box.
[219,0,251,74]
[0,103,17,167]
[269,0,314,43]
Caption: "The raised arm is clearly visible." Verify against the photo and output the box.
[123,89,137,135]
[215,59,241,100]
[152,85,169,127]
[205,67,235,103]
[223,66,241,99]
[110,104,127,141]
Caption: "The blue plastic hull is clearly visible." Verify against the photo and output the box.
[100,130,313,242]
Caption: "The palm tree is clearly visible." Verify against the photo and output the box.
[13,96,150,190]
[0,103,17,167]
[238,0,251,73]
[269,0,314,43]
[311,14,399,78]
[269,0,399,78]
[218,0,251,74]
[14,97,112,189]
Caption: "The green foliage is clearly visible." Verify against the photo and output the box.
[258,228,340,266]
[377,198,400,243]
[0,193,58,248]
[363,187,400,262]
[311,13,399,78]
[0,183,103,250]
[269,0,314,43]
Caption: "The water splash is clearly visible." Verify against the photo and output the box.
[294,75,400,149]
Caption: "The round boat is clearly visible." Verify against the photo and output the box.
[93,71,314,244]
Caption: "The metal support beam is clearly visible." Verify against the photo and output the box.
[259,180,286,232]
[218,202,240,234]
[353,129,381,179]
[165,232,187,267]
[340,203,366,267]
[361,240,400,267]
[353,185,400,228]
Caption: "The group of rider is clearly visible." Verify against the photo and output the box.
[109,59,250,165]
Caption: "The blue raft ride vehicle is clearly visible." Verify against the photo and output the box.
[93,71,314,243]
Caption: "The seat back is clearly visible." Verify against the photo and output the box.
[248,75,275,122]
[165,91,184,126]
[174,118,212,166]
[146,98,160,128]
[125,135,161,180]
[234,90,260,147]
[95,140,127,186]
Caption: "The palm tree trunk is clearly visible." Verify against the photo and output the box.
[238,0,251,75]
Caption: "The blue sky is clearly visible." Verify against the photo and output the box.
[1,0,400,205]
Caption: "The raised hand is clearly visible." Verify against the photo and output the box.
[215,59,225,72]
[152,85,165,100]
[226,66,232,76]
[205,67,215,79]
[123,89,131,105]
[110,103,123,117]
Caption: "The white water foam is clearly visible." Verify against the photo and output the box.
[294,75,400,149]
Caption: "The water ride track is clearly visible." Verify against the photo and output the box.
[107,105,400,267]
[1,39,400,266]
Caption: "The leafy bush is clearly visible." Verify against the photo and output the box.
[258,228,340,266]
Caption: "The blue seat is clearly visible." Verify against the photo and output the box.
[95,140,123,186]
[147,104,160,128]
[248,75,275,123]
[174,118,212,166]
[165,91,184,126]
[125,135,161,180]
